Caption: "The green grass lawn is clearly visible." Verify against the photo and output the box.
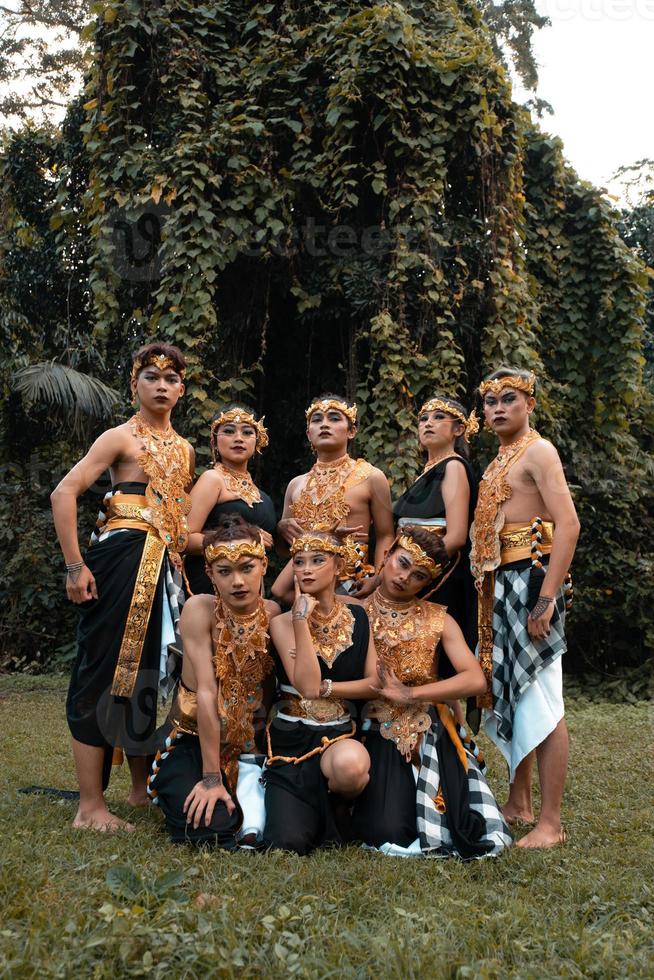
[1,675,652,979]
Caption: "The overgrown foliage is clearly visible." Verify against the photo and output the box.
[0,1,651,670]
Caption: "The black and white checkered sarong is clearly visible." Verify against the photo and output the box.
[490,567,566,742]
[416,720,512,859]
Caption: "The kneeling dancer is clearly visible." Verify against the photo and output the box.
[147,515,280,847]
[264,533,378,854]
[351,527,512,859]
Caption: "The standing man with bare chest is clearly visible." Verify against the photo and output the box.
[470,367,580,848]
[51,343,194,831]
[277,394,395,590]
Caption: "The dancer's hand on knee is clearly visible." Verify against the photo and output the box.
[184,778,235,828]
[66,565,98,604]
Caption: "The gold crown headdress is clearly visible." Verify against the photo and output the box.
[131,352,186,382]
[419,398,479,442]
[397,533,443,579]
[290,534,345,557]
[205,539,266,565]
[478,372,536,398]
[305,399,357,426]
[211,409,269,452]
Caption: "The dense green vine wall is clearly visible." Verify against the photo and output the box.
[1,0,651,669]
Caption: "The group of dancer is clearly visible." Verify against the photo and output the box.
[51,341,580,856]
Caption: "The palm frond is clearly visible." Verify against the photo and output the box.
[12,362,122,434]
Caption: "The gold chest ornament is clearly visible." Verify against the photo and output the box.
[366,592,446,760]
[212,598,273,789]
[291,455,373,530]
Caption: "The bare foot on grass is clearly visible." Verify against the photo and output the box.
[516,822,567,849]
[73,806,135,832]
[126,790,149,808]
[501,804,535,827]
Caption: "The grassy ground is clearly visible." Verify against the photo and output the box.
[0,675,652,979]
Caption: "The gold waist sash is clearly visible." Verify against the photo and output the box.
[101,493,167,699]
[170,682,200,736]
[279,691,349,724]
[499,521,553,565]
[103,493,152,534]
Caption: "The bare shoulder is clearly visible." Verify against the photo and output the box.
[85,423,133,461]
[367,464,390,487]
[264,598,282,620]
[184,439,196,465]
[193,467,223,489]
[270,609,293,634]
[525,437,562,466]
[180,593,214,625]
[441,610,463,640]
[286,472,309,497]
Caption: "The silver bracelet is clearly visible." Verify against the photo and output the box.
[320,678,333,698]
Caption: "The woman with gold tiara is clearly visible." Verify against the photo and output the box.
[391,396,479,727]
[350,526,512,859]
[184,405,276,595]
[264,532,378,855]
[147,514,280,847]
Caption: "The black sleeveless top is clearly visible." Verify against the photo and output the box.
[393,456,478,664]
[204,494,276,535]
[184,491,277,596]
[393,455,477,524]
[273,604,370,687]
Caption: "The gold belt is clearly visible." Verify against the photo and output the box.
[499,521,553,566]
[103,493,153,534]
[170,683,200,736]
[279,692,349,724]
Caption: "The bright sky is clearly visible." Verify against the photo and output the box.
[4,2,651,204]
[513,0,653,204]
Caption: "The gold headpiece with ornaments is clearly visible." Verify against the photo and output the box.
[211,409,269,452]
[131,352,186,383]
[419,398,479,442]
[478,372,536,398]
[305,398,357,426]
[397,534,442,579]
[290,534,345,558]
[205,539,266,565]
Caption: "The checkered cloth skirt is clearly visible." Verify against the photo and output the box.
[416,721,512,859]
[490,566,567,743]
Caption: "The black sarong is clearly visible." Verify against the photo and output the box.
[149,731,240,847]
[66,528,166,756]
[263,718,352,855]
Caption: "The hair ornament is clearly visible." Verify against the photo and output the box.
[205,540,265,565]
[478,372,536,398]
[419,397,479,442]
[397,533,442,579]
[305,399,357,426]
[290,534,345,557]
[131,353,185,382]
[211,409,269,452]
